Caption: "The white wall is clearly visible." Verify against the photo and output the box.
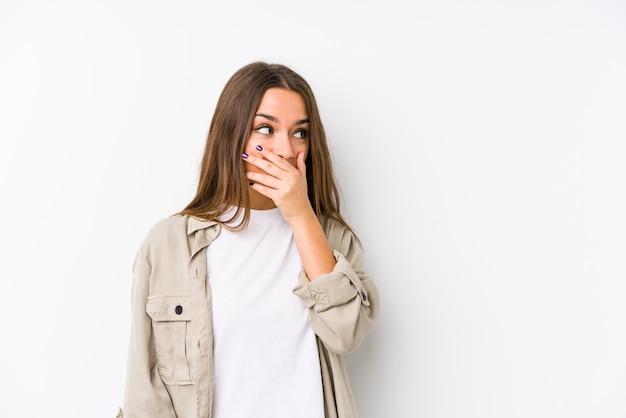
[1,1,625,417]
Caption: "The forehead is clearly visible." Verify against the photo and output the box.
[256,88,308,118]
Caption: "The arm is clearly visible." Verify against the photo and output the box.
[121,249,175,418]
[286,206,337,281]
[293,221,380,354]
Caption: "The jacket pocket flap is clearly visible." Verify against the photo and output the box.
[146,294,191,321]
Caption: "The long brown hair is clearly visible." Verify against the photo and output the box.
[180,62,353,234]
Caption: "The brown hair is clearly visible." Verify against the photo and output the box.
[180,61,353,234]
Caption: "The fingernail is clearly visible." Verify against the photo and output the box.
[242,153,249,158]
[255,145,263,151]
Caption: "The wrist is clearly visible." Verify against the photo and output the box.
[283,205,318,228]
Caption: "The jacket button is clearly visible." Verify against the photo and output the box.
[360,291,367,302]
[175,305,183,315]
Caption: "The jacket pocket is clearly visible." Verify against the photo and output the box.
[146,294,193,385]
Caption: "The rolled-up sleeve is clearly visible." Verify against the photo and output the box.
[293,224,379,355]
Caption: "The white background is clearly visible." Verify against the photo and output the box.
[1,1,625,417]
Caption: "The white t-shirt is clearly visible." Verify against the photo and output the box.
[207,207,324,418]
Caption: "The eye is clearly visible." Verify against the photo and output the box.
[293,129,308,139]
[254,125,273,135]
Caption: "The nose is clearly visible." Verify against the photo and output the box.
[272,131,295,160]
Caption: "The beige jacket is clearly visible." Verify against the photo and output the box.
[119,214,379,418]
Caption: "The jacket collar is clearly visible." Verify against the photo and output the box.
[187,216,219,235]
[187,216,220,258]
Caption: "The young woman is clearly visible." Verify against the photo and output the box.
[119,62,379,418]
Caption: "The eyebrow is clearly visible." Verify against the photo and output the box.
[255,113,309,125]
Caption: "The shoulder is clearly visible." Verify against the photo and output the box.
[144,214,188,240]
[139,214,190,254]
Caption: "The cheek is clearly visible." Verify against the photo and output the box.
[243,138,256,154]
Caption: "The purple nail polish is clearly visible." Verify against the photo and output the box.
[256,145,263,151]
[242,153,249,158]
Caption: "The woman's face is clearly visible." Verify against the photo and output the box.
[245,88,309,166]
[244,88,310,208]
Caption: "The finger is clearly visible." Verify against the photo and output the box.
[254,146,296,172]
[246,171,283,190]
[296,152,307,178]
[242,153,285,177]
[248,180,278,202]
